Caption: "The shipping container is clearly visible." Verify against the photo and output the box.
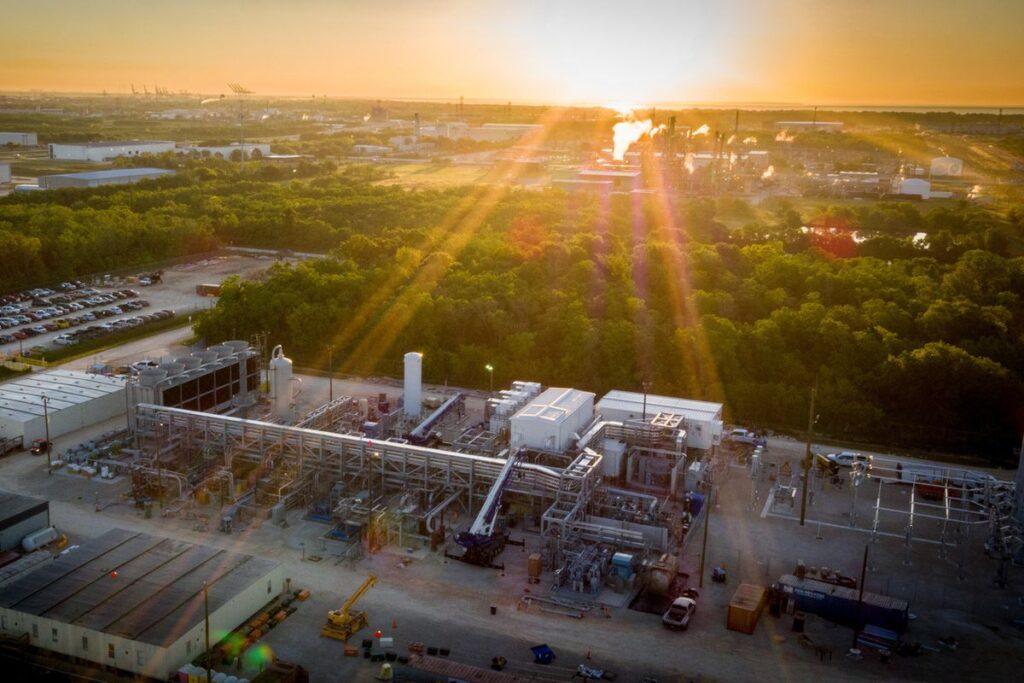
[727,583,767,634]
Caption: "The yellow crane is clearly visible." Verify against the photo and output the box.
[321,574,377,641]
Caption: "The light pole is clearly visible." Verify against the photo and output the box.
[485,364,494,394]
[42,394,51,476]
[641,379,652,421]
[203,581,211,683]
[326,344,335,403]
[799,380,818,526]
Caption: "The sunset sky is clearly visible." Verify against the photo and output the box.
[2,0,1022,106]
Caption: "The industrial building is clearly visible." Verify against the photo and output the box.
[596,390,724,450]
[0,493,50,552]
[181,142,271,159]
[127,340,261,417]
[38,167,175,190]
[0,132,38,146]
[0,163,10,184]
[48,140,175,162]
[575,169,643,192]
[510,387,595,452]
[0,528,282,680]
[773,121,843,132]
[0,370,126,448]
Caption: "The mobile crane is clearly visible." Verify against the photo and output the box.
[321,574,377,641]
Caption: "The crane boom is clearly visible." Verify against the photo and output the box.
[340,574,377,616]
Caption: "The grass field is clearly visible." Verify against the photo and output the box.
[373,163,494,188]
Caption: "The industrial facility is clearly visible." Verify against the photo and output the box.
[47,141,175,162]
[0,493,50,553]
[38,167,175,190]
[0,528,282,680]
[0,132,38,146]
[0,370,126,448]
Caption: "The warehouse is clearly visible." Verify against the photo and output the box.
[0,493,50,552]
[0,370,126,448]
[0,528,283,680]
[596,390,724,450]
[0,163,10,184]
[510,387,595,452]
[38,167,175,190]
[48,140,175,162]
[0,132,38,146]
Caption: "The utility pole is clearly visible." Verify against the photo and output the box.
[326,344,335,403]
[42,395,51,476]
[852,544,869,650]
[485,364,494,394]
[204,582,211,683]
[641,379,651,421]
[698,485,712,587]
[799,380,818,526]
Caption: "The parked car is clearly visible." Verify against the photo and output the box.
[0,334,15,344]
[826,451,871,468]
[725,428,764,446]
[662,593,698,630]
[53,333,78,346]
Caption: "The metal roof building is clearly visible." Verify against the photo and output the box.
[0,528,283,679]
[596,390,724,450]
[39,167,175,190]
[510,387,595,453]
[0,493,50,552]
[0,370,126,448]
[48,140,175,162]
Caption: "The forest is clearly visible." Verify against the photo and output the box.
[2,163,1022,460]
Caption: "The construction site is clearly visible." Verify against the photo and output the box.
[0,340,1021,683]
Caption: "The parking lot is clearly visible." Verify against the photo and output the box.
[0,254,279,357]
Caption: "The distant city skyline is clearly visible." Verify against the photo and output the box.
[2,0,1022,107]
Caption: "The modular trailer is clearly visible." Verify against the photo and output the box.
[775,574,909,633]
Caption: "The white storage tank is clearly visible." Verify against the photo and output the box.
[404,352,423,418]
[930,156,963,177]
[269,345,293,420]
[22,526,59,552]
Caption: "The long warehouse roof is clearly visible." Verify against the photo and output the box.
[597,390,723,421]
[0,370,125,423]
[512,387,593,425]
[0,528,278,648]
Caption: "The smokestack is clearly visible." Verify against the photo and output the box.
[734,109,740,136]
[414,112,421,141]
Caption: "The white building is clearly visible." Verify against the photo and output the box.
[0,132,38,146]
[48,140,175,162]
[510,387,595,452]
[0,528,283,680]
[181,142,271,159]
[0,163,10,184]
[0,370,126,448]
[352,144,392,155]
[930,156,963,177]
[596,390,724,450]
[39,167,174,190]
[893,177,931,199]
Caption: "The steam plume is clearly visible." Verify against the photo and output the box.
[691,123,710,137]
[775,130,795,142]
[743,136,758,144]
[612,111,664,160]
[762,165,775,179]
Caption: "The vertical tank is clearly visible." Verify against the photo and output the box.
[269,345,293,420]
[404,351,422,418]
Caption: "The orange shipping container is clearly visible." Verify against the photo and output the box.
[727,583,767,634]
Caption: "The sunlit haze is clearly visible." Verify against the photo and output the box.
[2,0,1023,105]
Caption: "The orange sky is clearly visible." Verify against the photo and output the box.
[1,0,1022,106]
